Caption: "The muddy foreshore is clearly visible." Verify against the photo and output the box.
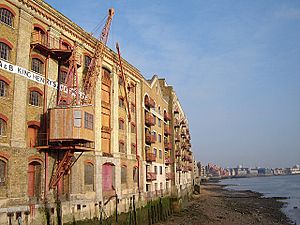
[157,182,293,225]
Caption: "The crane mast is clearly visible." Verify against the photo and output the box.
[116,42,131,121]
[82,8,115,105]
[47,8,115,190]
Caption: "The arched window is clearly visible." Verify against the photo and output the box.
[131,143,136,154]
[118,76,124,86]
[59,69,68,85]
[131,123,136,134]
[29,91,42,106]
[0,159,7,186]
[28,161,42,198]
[102,163,115,192]
[27,124,39,148]
[0,118,7,136]
[31,58,44,74]
[84,55,91,72]
[0,80,8,97]
[119,118,124,130]
[0,42,10,61]
[121,165,127,184]
[119,141,125,153]
[119,97,125,108]
[33,26,47,46]
[133,167,138,183]
[0,8,14,26]
[84,162,94,190]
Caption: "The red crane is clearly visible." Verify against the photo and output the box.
[48,8,115,190]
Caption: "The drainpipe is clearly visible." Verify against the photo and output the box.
[43,54,50,200]
[134,84,140,195]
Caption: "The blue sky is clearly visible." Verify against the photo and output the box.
[44,0,300,168]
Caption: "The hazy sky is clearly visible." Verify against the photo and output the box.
[44,0,300,168]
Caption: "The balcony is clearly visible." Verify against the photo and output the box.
[146,152,156,162]
[174,119,180,128]
[164,112,171,121]
[164,142,172,150]
[166,172,174,180]
[145,97,155,109]
[164,125,171,136]
[175,150,181,157]
[165,157,172,165]
[146,172,157,181]
[145,113,155,126]
[176,166,182,172]
[31,31,60,50]
[145,132,156,145]
[31,31,82,66]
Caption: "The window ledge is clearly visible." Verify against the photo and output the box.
[0,21,14,29]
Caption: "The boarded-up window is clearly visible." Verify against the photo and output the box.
[0,159,6,186]
[28,125,39,148]
[84,163,94,185]
[84,112,93,130]
[121,166,127,184]
[28,161,42,198]
[74,110,82,127]
[102,163,115,191]
[133,167,138,183]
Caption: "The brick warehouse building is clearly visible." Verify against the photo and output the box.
[0,0,195,224]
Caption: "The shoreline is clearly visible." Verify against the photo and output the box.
[157,182,293,225]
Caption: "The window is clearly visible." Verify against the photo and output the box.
[84,112,93,130]
[154,166,157,174]
[0,159,6,186]
[119,76,124,86]
[119,119,124,130]
[28,125,39,148]
[0,42,10,61]
[133,167,138,183]
[152,131,157,140]
[119,141,125,153]
[158,134,162,143]
[74,110,82,127]
[119,97,125,108]
[28,161,42,198]
[29,91,42,106]
[131,123,136,134]
[0,8,13,26]
[158,106,161,114]
[84,163,94,186]
[0,119,6,136]
[131,103,135,113]
[159,150,162,159]
[131,143,136,155]
[0,80,8,97]
[160,166,162,175]
[31,58,44,74]
[121,166,127,184]
[84,55,91,73]
[153,148,157,157]
[59,69,68,85]
[158,119,161,127]
[153,116,156,125]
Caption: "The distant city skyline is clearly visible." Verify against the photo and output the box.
[45,0,300,168]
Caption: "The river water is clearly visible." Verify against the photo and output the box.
[220,175,300,224]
